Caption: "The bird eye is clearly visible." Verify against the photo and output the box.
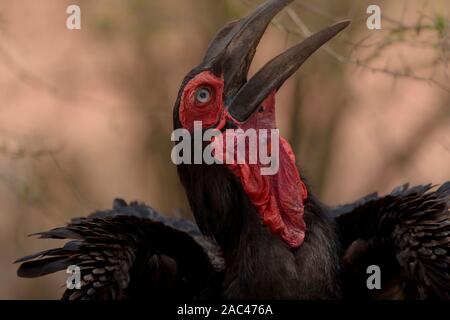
[195,87,212,105]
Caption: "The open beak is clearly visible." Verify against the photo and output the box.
[201,0,350,122]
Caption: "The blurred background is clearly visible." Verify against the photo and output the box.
[0,0,449,299]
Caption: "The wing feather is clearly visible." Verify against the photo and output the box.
[335,182,450,300]
[16,200,222,300]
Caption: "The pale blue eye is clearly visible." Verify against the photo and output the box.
[195,87,212,104]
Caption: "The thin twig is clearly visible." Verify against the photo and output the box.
[282,7,450,92]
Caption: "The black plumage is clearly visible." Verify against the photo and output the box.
[17,201,223,300]
[336,183,450,299]
[17,183,450,299]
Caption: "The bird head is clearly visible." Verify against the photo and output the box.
[173,0,350,249]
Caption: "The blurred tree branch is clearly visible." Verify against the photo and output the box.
[0,131,93,211]
[0,141,62,160]
[0,40,119,116]
[278,3,450,92]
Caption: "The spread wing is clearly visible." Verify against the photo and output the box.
[16,200,224,300]
[333,182,450,300]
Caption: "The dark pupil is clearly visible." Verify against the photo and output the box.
[199,91,208,99]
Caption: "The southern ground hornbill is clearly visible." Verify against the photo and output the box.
[17,0,450,300]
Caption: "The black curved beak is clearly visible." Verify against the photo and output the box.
[201,0,350,122]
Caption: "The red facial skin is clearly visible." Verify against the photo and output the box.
[179,71,308,248]
[179,71,226,131]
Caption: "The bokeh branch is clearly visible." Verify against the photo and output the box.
[0,40,119,116]
[275,3,450,92]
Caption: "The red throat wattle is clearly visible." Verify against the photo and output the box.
[179,71,308,248]
[224,92,308,248]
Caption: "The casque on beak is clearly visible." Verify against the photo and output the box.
[199,0,350,123]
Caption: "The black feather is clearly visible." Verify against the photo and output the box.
[16,202,222,300]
